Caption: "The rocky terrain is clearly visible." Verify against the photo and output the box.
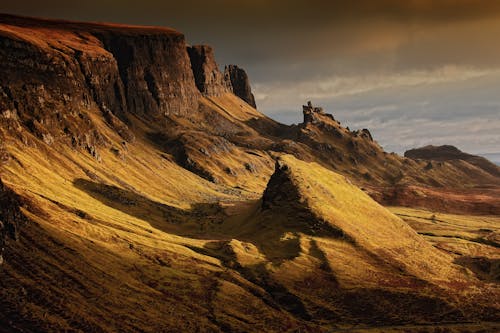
[0,178,25,265]
[0,14,499,332]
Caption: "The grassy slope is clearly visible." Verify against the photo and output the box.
[0,97,498,331]
[0,104,301,331]
[269,155,461,283]
[207,155,499,328]
[390,206,500,281]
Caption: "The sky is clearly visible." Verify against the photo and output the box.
[1,1,499,162]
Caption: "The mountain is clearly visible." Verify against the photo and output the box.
[405,145,500,178]
[0,14,499,332]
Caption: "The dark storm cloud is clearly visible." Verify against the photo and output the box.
[5,1,500,22]
[3,1,500,73]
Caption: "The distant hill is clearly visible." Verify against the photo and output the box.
[405,145,500,178]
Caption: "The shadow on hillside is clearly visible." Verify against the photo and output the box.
[454,256,500,282]
[73,178,225,236]
[74,178,358,264]
[71,178,472,325]
[73,178,311,263]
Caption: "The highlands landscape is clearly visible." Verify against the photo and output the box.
[0,11,499,333]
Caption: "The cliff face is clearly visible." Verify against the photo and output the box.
[0,14,200,153]
[187,45,232,96]
[0,15,262,164]
[225,65,256,108]
[96,31,200,118]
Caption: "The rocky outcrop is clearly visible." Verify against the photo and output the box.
[301,100,339,126]
[302,100,324,125]
[261,157,354,238]
[187,45,232,96]
[224,65,256,108]
[0,178,25,264]
[0,14,200,154]
[96,30,200,118]
[353,128,373,142]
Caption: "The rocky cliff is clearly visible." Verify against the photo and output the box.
[187,45,232,96]
[0,14,201,157]
[186,46,257,107]
[225,64,256,107]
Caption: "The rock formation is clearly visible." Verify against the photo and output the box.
[0,14,200,155]
[302,100,331,125]
[224,65,256,108]
[187,45,232,96]
[0,178,25,265]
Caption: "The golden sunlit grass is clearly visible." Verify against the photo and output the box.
[265,155,462,283]
[1,99,498,330]
[0,101,301,331]
[389,206,500,258]
[206,93,265,122]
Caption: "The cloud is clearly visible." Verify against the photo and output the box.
[254,66,493,111]
[256,67,500,155]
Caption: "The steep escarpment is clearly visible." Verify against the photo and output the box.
[187,45,232,97]
[224,65,256,108]
[186,46,257,108]
[94,30,200,118]
[0,14,200,159]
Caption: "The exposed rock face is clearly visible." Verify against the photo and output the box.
[302,100,328,125]
[96,31,200,118]
[224,65,256,108]
[260,158,340,236]
[0,178,25,264]
[356,128,373,142]
[187,45,232,96]
[262,160,301,210]
[0,14,200,154]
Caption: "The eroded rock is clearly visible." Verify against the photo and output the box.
[187,45,232,96]
[224,65,256,108]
